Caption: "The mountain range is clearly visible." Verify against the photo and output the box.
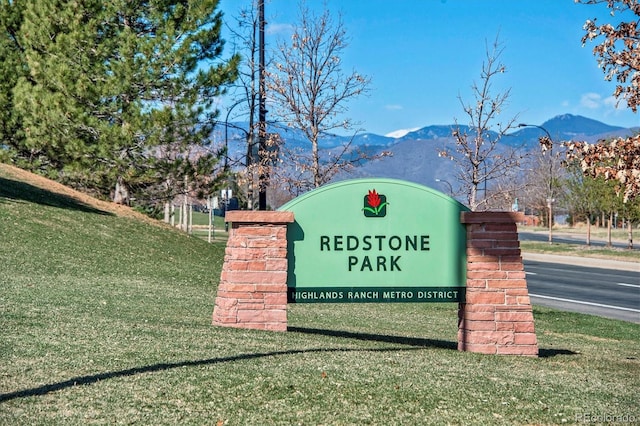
[213,113,638,192]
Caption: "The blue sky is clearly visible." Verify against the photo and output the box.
[217,0,639,137]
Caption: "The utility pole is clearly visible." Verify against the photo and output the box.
[258,0,267,210]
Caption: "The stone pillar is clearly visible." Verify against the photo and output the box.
[212,211,294,331]
[458,212,538,356]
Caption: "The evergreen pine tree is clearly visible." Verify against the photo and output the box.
[12,0,238,206]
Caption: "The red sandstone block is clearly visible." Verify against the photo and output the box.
[227,233,247,248]
[247,239,287,249]
[505,288,529,296]
[215,290,257,300]
[467,262,500,271]
[467,240,495,249]
[470,231,518,241]
[514,333,538,345]
[483,248,521,257]
[501,255,523,263]
[227,261,249,271]
[225,271,286,284]
[460,211,524,224]
[506,296,519,305]
[487,279,527,289]
[265,258,287,271]
[273,227,287,239]
[460,320,496,331]
[236,309,265,323]
[466,247,486,257]
[237,296,263,304]
[218,280,258,291]
[461,303,497,313]
[212,316,238,325]
[227,248,268,261]
[235,226,279,236]
[466,279,488,288]
[462,311,496,321]
[501,262,524,271]
[468,271,508,280]
[214,297,238,309]
[494,240,520,249]
[467,255,498,263]
[247,260,268,271]
[264,292,287,306]
[506,293,531,305]
[255,282,288,292]
[247,240,275,249]
[226,210,294,224]
[506,272,526,280]
[495,311,534,322]
[238,302,266,310]
[495,305,532,312]
[264,248,288,258]
[514,322,535,333]
[466,224,483,231]
[484,223,517,232]
[517,296,531,305]
[237,309,287,323]
[496,321,515,331]
[465,291,505,305]
[470,331,515,345]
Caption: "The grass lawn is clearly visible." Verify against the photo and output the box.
[1,164,639,425]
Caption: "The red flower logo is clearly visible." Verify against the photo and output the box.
[363,189,387,217]
[367,189,381,208]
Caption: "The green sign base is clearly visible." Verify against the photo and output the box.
[288,287,465,303]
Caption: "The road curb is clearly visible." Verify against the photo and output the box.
[522,252,640,273]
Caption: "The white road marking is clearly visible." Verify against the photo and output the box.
[529,293,640,313]
[617,282,640,289]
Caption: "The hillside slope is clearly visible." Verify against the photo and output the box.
[0,162,224,288]
[0,163,159,224]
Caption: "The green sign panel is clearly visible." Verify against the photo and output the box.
[278,178,469,303]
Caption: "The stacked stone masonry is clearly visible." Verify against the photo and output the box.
[212,209,538,357]
[212,211,294,331]
[458,212,539,356]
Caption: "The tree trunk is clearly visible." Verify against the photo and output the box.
[164,202,170,223]
[628,218,634,250]
[312,130,320,188]
[586,216,591,246]
[113,176,130,205]
[606,212,612,247]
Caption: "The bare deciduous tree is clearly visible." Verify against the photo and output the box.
[224,2,263,209]
[442,36,524,211]
[267,4,371,191]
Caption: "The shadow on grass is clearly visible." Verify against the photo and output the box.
[288,326,458,350]
[0,346,428,403]
[0,177,111,215]
[0,336,579,403]
[538,348,579,358]
[290,327,578,358]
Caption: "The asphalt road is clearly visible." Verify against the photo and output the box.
[523,259,640,323]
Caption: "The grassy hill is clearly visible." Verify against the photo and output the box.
[1,164,638,425]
